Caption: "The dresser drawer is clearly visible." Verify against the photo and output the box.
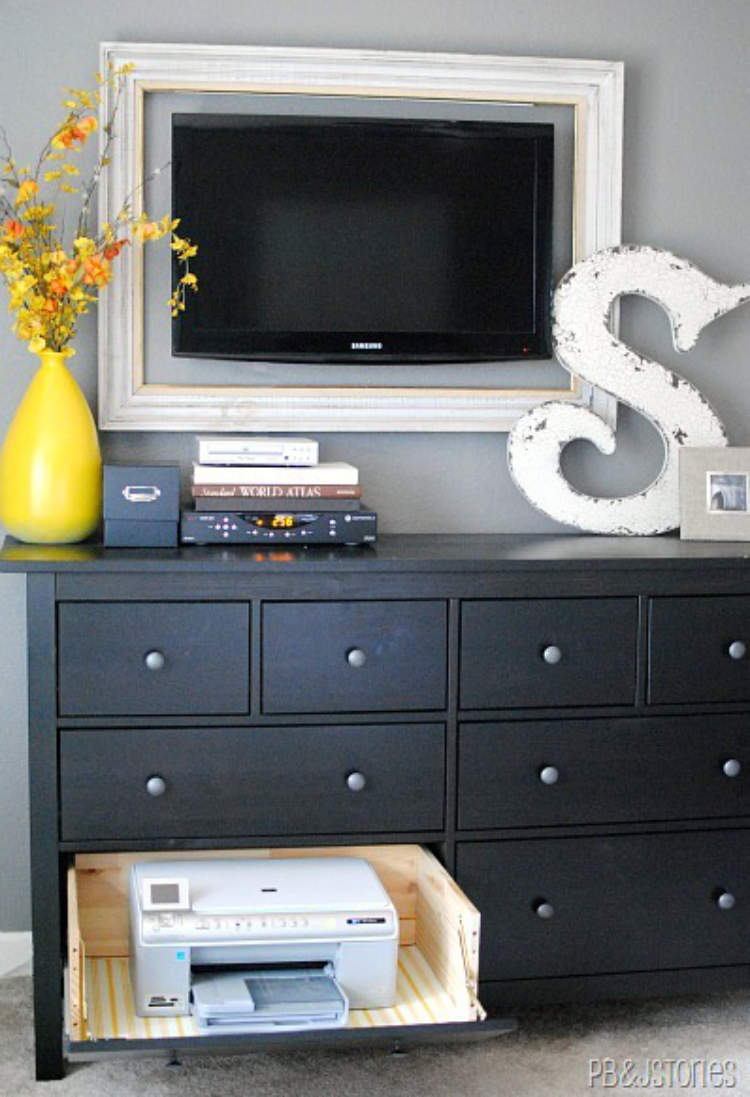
[456,830,750,982]
[650,595,750,704]
[59,723,445,841]
[458,714,750,829]
[261,600,447,713]
[459,598,637,709]
[58,602,250,716]
[68,844,486,1048]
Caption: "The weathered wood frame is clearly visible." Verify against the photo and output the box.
[97,43,623,433]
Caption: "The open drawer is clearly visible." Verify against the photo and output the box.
[66,845,511,1056]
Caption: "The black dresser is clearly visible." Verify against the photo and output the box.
[4,532,750,1079]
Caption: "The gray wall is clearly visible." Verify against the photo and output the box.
[2,0,750,928]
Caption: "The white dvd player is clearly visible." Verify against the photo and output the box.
[197,436,319,467]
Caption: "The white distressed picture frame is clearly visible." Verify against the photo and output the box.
[97,43,624,433]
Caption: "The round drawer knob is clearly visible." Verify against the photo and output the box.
[542,645,562,665]
[539,765,560,785]
[346,648,367,669]
[144,650,166,671]
[728,640,747,661]
[716,891,736,910]
[145,775,167,797]
[534,900,555,920]
[346,771,367,792]
[723,758,742,778]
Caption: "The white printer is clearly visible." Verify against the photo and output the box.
[129,857,399,1033]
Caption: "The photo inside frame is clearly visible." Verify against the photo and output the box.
[706,472,748,513]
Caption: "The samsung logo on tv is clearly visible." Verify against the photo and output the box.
[351,341,384,350]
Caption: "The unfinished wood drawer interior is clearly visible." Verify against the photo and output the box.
[67,845,488,1052]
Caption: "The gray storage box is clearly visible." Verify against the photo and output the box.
[104,465,180,520]
[103,519,178,548]
[103,465,180,547]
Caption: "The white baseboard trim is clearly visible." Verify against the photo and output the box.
[0,931,32,977]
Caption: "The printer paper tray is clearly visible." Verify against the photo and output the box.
[191,966,349,1034]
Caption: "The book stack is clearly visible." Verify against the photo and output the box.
[190,435,362,511]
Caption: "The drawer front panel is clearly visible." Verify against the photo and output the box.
[58,602,250,716]
[262,600,447,713]
[650,595,750,704]
[59,723,445,840]
[456,831,750,982]
[460,598,637,709]
[458,714,750,829]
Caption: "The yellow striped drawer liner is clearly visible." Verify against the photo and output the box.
[82,945,464,1040]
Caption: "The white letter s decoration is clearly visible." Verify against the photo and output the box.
[507,246,750,534]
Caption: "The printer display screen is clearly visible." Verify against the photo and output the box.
[150,883,181,905]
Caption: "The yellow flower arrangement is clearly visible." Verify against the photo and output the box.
[0,62,197,355]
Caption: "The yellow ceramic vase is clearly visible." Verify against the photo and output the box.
[0,348,102,543]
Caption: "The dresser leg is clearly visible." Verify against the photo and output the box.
[30,901,66,1081]
[32,961,64,1080]
[31,937,65,1080]
[34,1039,65,1082]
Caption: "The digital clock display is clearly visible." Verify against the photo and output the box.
[250,513,315,530]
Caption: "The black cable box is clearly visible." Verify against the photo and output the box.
[180,506,377,546]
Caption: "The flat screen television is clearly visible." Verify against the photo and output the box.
[171,113,553,363]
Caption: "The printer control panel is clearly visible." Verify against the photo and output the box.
[141,909,396,944]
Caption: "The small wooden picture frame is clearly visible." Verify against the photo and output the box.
[679,447,750,540]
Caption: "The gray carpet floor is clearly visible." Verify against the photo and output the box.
[3,975,750,1096]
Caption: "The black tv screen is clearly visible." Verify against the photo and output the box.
[171,114,553,363]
